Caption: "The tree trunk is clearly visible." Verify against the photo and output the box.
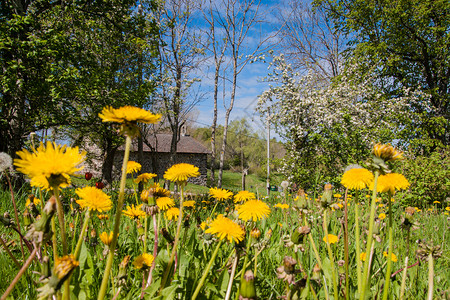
[218,68,237,187]
[102,138,117,184]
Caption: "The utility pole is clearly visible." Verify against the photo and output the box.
[266,108,270,196]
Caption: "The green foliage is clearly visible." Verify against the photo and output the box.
[0,0,160,173]
[316,0,450,148]
[192,118,285,175]
[398,148,450,206]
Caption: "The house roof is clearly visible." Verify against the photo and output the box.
[128,133,211,154]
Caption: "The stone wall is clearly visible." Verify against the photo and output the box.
[114,151,208,186]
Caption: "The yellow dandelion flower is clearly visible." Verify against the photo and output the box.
[334,194,342,198]
[200,221,209,231]
[373,143,404,161]
[378,204,385,208]
[97,214,109,220]
[341,168,374,190]
[99,231,117,246]
[134,173,157,184]
[360,252,366,262]
[383,251,398,262]
[323,234,339,244]
[156,197,175,211]
[99,106,161,124]
[14,141,86,190]
[445,207,450,211]
[378,213,386,220]
[414,207,421,212]
[147,183,171,198]
[122,204,145,219]
[209,187,233,201]
[376,173,410,194]
[183,200,196,208]
[163,163,200,183]
[54,254,79,280]
[278,222,283,227]
[427,208,433,212]
[274,203,289,209]
[205,214,244,243]
[233,190,256,203]
[237,199,271,222]
[444,212,449,215]
[433,201,440,204]
[165,207,179,221]
[25,196,41,207]
[132,253,154,270]
[124,161,141,174]
[75,186,112,212]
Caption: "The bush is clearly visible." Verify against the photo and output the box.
[399,147,450,207]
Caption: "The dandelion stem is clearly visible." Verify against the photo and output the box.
[360,170,379,300]
[382,193,394,300]
[225,251,239,300]
[159,182,185,293]
[192,239,223,300]
[143,215,148,253]
[354,191,362,295]
[236,227,253,300]
[97,135,132,300]
[303,216,323,270]
[343,188,350,300]
[323,210,339,300]
[427,253,434,300]
[399,256,409,300]
[74,209,90,259]
[141,213,159,299]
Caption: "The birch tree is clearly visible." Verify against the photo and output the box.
[153,0,204,166]
[211,0,271,188]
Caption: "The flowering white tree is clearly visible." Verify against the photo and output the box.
[257,55,428,187]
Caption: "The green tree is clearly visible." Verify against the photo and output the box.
[0,0,160,182]
[316,0,450,150]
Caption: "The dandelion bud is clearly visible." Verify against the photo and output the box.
[116,255,130,287]
[40,256,51,280]
[373,143,404,162]
[321,184,333,208]
[137,222,144,235]
[26,197,57,245]
[250,228,261,240]
[403,206,416,226]
[276,256,297,284]
[337,260,345,275]
[239,270,257,300]
[291,226,310,245]
[23,209,32,227]
[311,263,321,281]
[295,189,307,209]
[0,212,13,227]
[161,228,174,245]
[38,255,79,298]
[183,215,190,228]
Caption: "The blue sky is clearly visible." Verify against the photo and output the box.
[182,0,283,139]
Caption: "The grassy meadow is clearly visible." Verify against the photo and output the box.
[0,126,449,300]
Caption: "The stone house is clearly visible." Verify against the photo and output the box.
[114,133,210,185]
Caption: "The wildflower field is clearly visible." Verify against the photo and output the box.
[0,107,449,300]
